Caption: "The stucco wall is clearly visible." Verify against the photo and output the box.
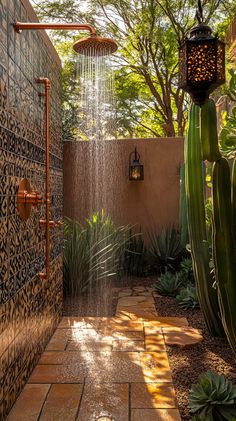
[63,138,184,240]
[0,0,63,418]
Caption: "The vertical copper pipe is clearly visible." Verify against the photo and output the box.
[37,78,51,280]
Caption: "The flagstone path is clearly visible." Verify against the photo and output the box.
[7,286,202,420]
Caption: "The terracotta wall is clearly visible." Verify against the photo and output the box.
[63,138,184,240]
[0,0,63,418]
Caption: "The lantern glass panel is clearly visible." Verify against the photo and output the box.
[129,164,144,181]
[187,40,216,84]
[217,41,225,82]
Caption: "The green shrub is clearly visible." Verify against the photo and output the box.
[63,211,131,296]
[124,231,147,277]
[149,227,185,273]
[177,257,195,286]
[176,286,199,309]
[189,371,236,421]
[152,272,182,297]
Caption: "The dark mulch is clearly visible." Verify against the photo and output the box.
[155,296,236,421]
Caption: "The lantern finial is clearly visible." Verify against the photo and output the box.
[196,0,204,24]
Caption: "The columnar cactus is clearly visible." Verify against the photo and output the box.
[185,102,224,336]
[201,99,236,350]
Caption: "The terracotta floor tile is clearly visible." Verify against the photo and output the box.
[86,351,144,382]
[140,352,172,382]
[57,317,103,329]
[145,334,166,351]
[67,340,112,352]
[113,339,145,351]
[7,384,50,421]
[39,384,83,421]
[112,331,144,341]
[46,341,68,351]
[102,319,143,332]
[117,297,155,307]
[77,383,129,421]
[29,365,85,383]
[131,382,177,408]
[131,408,181,421]
[144,317,188,329]
[115,310,157,321]
[39,351,112,369]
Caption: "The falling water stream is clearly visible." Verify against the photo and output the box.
[64,46,124,318]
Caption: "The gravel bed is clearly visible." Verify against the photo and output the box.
[154,295,236,421]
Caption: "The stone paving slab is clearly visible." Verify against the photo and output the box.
[6,384,50,421]
[8,286,189,420]
[163,326,203,348]
[77,383,129,421]
[131,382,177,408]
[131,408,182,421]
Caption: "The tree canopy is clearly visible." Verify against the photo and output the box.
[31,0,236,139]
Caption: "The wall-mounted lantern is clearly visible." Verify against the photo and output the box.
[129,147,144,181]
[178,0,225,105]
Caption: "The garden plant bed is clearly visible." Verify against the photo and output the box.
[154,295,236,421]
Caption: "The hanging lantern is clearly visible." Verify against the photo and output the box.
[129,147,144,181]
[178,1,225,105]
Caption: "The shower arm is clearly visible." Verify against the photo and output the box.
[37,77,51,281]
[14,22,97,36]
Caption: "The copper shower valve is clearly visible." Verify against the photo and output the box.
[18,191,42,206]
[39,219,62,229]
[17,179,42,220]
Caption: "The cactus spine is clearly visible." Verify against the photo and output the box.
[185,103,224,336]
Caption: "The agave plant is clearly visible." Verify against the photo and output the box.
[149,227,185,273]
[63,211,131,296]
[152,272,182,297]
[189,371,236,421]
[176,286,199,309]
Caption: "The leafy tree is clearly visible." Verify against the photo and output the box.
[31,0,236,139]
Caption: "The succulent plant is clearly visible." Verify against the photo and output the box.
[152,271,181,297]
[189,371,236,421]
[149,227,185,272]
[176,286,199,309]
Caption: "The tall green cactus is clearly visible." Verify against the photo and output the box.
[200,99,236,350]
[212,157,236,350]
[179,164,188,247]
[185,103,224,336]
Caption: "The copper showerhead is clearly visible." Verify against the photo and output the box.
[73,35,118,56]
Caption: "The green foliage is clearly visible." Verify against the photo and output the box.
[189,371,236,421]
[176,285,199,309]
[153,272,182,297]
[124,231,147,277]
[149,227,185,273]
[177,258,195,286]
[33,0,236,138]
[63,211,131,296]
[219,70,236,160]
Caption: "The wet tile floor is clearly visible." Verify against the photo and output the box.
[7,287,184,421]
